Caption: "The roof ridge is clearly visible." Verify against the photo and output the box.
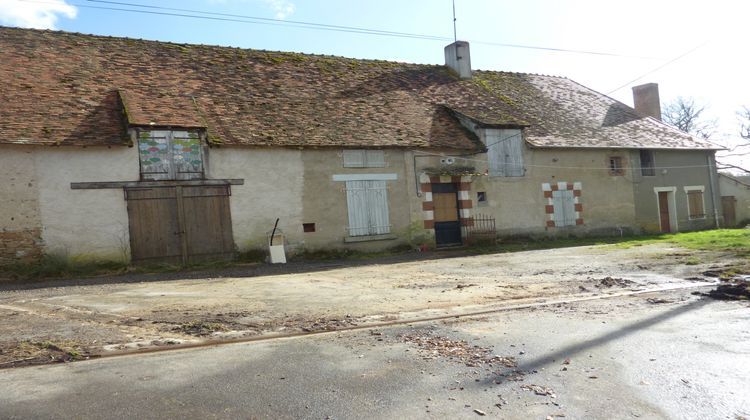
[473,69,568,79]
[0,25,441,68]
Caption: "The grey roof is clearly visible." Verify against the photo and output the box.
[472,71,720,150]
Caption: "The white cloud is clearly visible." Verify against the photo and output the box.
[261,0,295,19]
[207,0,295,19]
[0,0,77,29]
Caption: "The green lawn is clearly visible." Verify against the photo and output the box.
[617,229,750,255]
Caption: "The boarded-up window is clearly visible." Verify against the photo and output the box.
[345,180,390,236]
[552,190,576,226]
[639,150,655,176]
[687,189,705,219]
[343,150,386,168]
[138,130,204,181]
[486,129,524,177]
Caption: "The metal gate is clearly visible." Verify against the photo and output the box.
[125,185,235,264]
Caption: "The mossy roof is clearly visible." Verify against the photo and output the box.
[0,26,716,150]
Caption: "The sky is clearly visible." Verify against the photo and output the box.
[2,0,749,170]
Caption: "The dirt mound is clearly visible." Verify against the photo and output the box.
[707,282,750,301]
[594,277,635,288]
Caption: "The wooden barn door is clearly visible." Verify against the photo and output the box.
[125,185,234,264]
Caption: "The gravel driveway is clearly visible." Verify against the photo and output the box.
[0,243,738,367]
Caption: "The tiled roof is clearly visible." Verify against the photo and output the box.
[471,71,718,150]
[0,27,717,151]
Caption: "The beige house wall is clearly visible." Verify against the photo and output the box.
[414,146,638,238]
[208,147,304,252]
[631,150,719,232]
[1,145,137,263]
[300,149,415,251]
[35,146,138,261]
[0,146,43,262]
[718,175,750,226]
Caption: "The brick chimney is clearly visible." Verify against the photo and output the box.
[632,83,661,120]
[444,41,471,79]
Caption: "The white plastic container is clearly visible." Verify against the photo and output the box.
[268,233,286,264]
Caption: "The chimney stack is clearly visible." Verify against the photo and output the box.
[632,83,661,120]
[444,41,471,79]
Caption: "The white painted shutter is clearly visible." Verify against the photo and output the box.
[487,129,523,177]
[345,180,390,236]
[552,190,565,226]
[486,130,505,177]
[367,180,390,234]
[343,150,366,168]
[365,150,386,168]
[562,190,576,226]
[552,190,575,226]
[345,180,370,236]
[504,130,524,177]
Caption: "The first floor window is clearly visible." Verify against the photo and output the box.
[345,180,390,236]
[639,150,655,176]
[486,128,524,177]
[342,149,386,168]
[685,187,705,219]
[608,156,624,176]
[138,130,204,180]
[552,189,576,226]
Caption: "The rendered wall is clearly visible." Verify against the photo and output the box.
[300,149,414,251]
[208,147,304,252]
[35,146,138,261]
[631,150,719,232]
[0,146,42,263]
[718,175,750,226]
[415,146,638,238]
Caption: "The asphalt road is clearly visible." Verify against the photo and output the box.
[1,291,748,419]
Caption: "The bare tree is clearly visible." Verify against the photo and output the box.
[738,106,750,140]
[662,97,717,139]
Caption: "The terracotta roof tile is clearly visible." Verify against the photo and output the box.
[470,71,718,149]
[0,27,717,151]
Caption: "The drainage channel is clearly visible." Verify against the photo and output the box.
[9,281,720,368]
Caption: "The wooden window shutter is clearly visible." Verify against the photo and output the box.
[687,191,704,218]
[487,129,523,177]
[343,150,366,168]
[365,150,386,168]
[552,189,575,226]
[345,180,391,236]
[367,180,390,235]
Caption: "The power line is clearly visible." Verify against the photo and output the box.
[606,41,710,94]
[15,0,659,59]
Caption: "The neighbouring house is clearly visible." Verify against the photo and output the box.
[0,27,723,265]
[718,173,750,227]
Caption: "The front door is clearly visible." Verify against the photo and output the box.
[722,196,736,227]
[658,191,671,233]
[432,183,462,247]
[125,185,235,264]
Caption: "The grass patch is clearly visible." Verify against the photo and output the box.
[0,254,129,282]
[469,234,660,255]
[468,229,750,258]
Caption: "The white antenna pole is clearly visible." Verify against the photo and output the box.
[452,0,457,43]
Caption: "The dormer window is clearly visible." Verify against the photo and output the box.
[138,130,204,180]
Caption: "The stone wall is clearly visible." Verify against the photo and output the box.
[0,228,43,264]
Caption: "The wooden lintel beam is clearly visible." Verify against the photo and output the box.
[70,179,245,189]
